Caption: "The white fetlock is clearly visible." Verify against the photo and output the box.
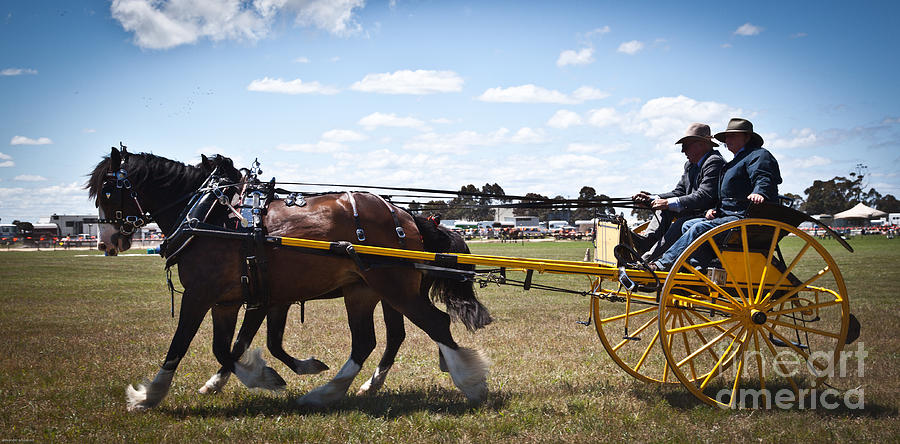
[126,368,175,412]
[199,372,230,394]
[297,359,361,407]
[437,344,490,403]
[357,365,391,395]
[233,348,286,391]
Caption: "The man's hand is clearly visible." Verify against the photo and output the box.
[632,191,652,206]
[651,198,668,210]
[748,193,765,204]
[705,209,717,220]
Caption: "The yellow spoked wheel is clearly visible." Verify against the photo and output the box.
[657,219,850,409]
[591,280,677,383]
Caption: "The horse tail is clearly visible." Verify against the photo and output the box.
[413,215,493,331]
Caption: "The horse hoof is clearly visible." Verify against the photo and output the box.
[199,373,230,394]
[293,357,329,375]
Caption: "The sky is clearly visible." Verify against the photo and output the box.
[1,0,899,223]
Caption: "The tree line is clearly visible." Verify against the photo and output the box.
[787,164,900,215]
[407,184,615,222]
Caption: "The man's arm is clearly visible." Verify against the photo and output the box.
[674,155,725,212]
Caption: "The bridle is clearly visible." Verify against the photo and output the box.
[98,166,151,236]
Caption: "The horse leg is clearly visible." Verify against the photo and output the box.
[198,304,240,394]
[376,275,490,403]
[357,302,405,395]
[126,292,208,411]
[297,285,379,407]
[265,304,329,375]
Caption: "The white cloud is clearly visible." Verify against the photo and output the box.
[246,77,339,95]
[321,129,366,142]
[82,128,96,134]
[110,0,365,50]
[0,152,11,160]
[790,32,807,39]
[478,84,608,105]
[1,68,37,76]
[557,47,594,67]
[430,117,455,125]
[14,175,47,182]
[291,0,365,37]
[0,161,13,168]
[734,23,763,36]
[294,56,310,63]
[882,117,900,124]
[510,127,547,144]
[566,143,629,154]
[547,110,583,129]
[586,108,621,127]
[571,86,610,101]
[794,155,831,168]
[617,40,644,55]
[721,43,733,48]
[11,136,53,145]
[770,128,817,149]
[358,112,427,130]
[350,70,463,95]
[403,127,545,153]
[478,84,573,104]
[275,141,346,153]
[586,26,611,37]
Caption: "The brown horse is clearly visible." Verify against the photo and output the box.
[87,146,491,410]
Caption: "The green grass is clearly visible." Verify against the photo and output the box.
[0,237,898,443]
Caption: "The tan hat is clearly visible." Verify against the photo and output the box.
[675,123,718,147]
[714,118,764,148]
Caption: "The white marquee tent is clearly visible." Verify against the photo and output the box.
[833,203,887,220]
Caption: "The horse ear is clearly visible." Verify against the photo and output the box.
[201,154,211,170]
[109,146,122,171]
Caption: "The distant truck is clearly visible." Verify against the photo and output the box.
[0,224,19,245]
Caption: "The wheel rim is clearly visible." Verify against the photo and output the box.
[592,278,710,384]
[657,219,850,409]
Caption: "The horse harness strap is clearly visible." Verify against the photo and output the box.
[345,192,366,242]
[373,194,407,248]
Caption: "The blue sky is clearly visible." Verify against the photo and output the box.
[1,0,898,223]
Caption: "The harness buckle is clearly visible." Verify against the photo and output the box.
[396,226,406,239]
[356,228,366,242]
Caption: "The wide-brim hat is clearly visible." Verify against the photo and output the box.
[675,122,718,147]
[714,118,764,148]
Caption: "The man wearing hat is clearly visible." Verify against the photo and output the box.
[632,123,725,262]
[650,118,782,271]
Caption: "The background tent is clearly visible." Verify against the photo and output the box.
[833,203,887,219]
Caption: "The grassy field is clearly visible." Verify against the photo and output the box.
[0,236,898,442]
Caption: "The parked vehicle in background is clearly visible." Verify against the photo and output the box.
[0,224,19,245]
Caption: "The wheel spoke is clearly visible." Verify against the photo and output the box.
[753,331,766,402]
[676,312,699,380]
[727,329,751,408]
[669,293,737,313]
[601,305,657,323]
[668,316,734,334]
[683,310,726,363]
[768,299,839,316]
[633,327,661,373]
[761,331,800,397]
[612,313,659,352]
[685,310,741,339]
[768,266,831,309]
[759,241,811,305]
[741,225,754,304]
[767,318,840,339]
[699,326,745,390]
[675,321,742,369]
[757,227,781,304]
[707,239,749,305]
[682,263,743,308]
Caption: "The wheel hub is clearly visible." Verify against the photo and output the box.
[750,309,767,325]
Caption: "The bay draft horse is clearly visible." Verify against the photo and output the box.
[87,147,492,411]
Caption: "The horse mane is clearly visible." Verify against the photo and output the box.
[86,152,241,200]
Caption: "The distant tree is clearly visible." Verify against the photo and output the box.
[407,200,422,214]
[419,200,450,219]
[874,194,900,213]
[473,183,506,221]
[803,171,881,215]
[514,193,549,218]
[782,192,805,211]
[630,207,653,221]
[12,220,33,233]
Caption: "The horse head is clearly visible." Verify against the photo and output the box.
[88,145,239,256]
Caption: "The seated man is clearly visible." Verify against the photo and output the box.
[632,123,724,262]
[650,118,782,271]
